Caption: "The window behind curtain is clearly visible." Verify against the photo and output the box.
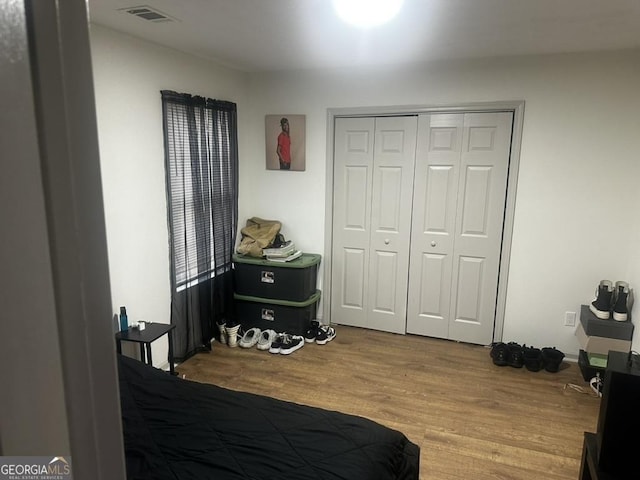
[161,91,238,291]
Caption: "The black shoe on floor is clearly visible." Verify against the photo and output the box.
[304,320,320,343]
[279,334,305,355]
[269,333,284,354]
[507,342,524,368]
[490,342,509,366]
[315,325,336,345]
[522,345,543,372]
[541,347,565,373]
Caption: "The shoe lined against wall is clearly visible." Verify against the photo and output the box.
[315,325,336,345]
[490,342,509,366]
[257,329,277,350]
[279,334,305,355]
[217,321,227,344]
[541,347,565,373]
[304,320,320,343]
[226,324,240,347]
[239,327,261,348]
[522,345,543,372]
[490,343,564,373]
[506,342,524,368]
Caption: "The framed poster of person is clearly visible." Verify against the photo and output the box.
[265,114,306,171]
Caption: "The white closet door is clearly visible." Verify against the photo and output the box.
[332,116,417,334]
[407,112,513,345]
[449,112,513,344]
[331,117,375,329]
[406,114,463,338]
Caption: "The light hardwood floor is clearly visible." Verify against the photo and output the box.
[175,325,600,480]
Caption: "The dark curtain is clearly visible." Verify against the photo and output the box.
[161,90,238,362]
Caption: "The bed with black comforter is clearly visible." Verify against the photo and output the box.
[118,355,420,479]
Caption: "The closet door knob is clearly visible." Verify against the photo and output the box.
[430,241,437,247]
[384,239,390,245]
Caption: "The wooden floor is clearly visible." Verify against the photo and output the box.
[176,325,600,480]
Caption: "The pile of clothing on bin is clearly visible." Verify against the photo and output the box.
[236,217,286,258]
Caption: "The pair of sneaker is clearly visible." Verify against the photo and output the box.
[522,345,563,372]
[304,320,336,345]
[237,328,304,355]
[237,328,278,350]
[590,280,634,321]
[490,342,524,368]
[217,322,241,347]
[269,333,305,355]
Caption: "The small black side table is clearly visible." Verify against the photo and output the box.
[115,322,176,375]
[579,432,617,479]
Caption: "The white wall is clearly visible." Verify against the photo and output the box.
[90,23,640,360]
[243,50,640,357]
[90,25,249,367]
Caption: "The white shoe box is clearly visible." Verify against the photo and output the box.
[576,321,631,355]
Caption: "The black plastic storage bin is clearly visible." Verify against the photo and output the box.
[234,290,321,336]
[578,349,607,382]
[233,253,320,302]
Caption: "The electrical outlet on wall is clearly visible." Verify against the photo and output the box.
[564,311,576,327]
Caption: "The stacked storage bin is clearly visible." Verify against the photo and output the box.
[576,304,634,381]
[232,253,321,336]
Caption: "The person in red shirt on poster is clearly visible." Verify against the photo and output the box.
[276,117,291,170]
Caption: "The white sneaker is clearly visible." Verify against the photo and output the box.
[590,375,603,397]
[238,328,261,348]
[225,324,240,347]
[217,322,227,344]
[257,329,277,351]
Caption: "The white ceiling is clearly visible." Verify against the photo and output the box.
[88,0,640,73]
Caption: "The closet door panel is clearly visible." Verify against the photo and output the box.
[410,252,450,338]
[341,247,366,309]
[449,112,513,345]
[367,116,417,333]
[453,255,484,324]
[343,166,369,229]
[424,165,456,232]
[407,114,462,337]
[460,166,492,235]
[370,250,398,314]
[331,118,375,328]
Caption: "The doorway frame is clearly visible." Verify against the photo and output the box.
[0,0,126,475]
[322,101,525,344]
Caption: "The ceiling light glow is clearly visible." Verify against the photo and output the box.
[332,0,404,28]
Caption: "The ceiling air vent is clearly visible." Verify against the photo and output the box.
[120,6,175,23]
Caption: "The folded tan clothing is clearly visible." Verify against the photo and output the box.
[236,217,282,257]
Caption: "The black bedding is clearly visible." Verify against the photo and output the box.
[118,355,420,480]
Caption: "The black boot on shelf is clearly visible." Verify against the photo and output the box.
[612,281,633,322]
[589,280,614,320]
